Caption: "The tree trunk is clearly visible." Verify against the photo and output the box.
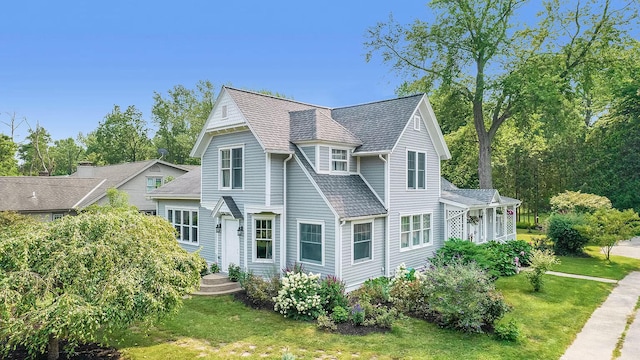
[47,334,59,360]
[477,131,493,189]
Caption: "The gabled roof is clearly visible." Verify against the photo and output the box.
[0,176,105,212]
[290,108,361,146]
[294,146,386,219]
[440,180,521,208]
[71,159,192,207]
[148,167,201,199]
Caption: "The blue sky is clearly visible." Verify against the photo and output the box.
[0,0,430,143]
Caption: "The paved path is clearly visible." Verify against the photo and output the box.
[560,238,640,360]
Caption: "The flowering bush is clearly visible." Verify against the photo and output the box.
[319,275,348,310]
[273,271,323,320]
[525,249,560,292]
[351,303,365,325]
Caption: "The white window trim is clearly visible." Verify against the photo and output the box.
[146,176,164,193]
[351,219,374,265]
[221,105,228,119]
[329,147,350,174]
[166,206,199,246]
[399,212,433,251]
[253,214,275,263]
[405,149,427,191]
[218,144,245,191]
[296,219,325,266]
[413,115,421,131]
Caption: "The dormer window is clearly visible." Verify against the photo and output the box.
[331,149,348,172]
[221,105,228,119]
[413,115,421,131]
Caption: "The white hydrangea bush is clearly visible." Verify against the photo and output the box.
[273,271,324,320]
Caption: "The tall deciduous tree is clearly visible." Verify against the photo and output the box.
[0,206,202,360]
[365,0,636,188]
[0,133,18,176]
[48,137,85,175]
[87,105,152,164]
[152,80,214,164]
[18,124,55,175]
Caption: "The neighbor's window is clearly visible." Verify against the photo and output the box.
[299,222,323,264]
[167,208,198,244]
[220,147,243,189]
[407,150,426,189]
[146,176,163,192]
[400,213,432,249]
[331,149,348,172]
[255,218,273,260]
[353,221,372,262]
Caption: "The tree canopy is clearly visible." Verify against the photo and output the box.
[0,133,18,176]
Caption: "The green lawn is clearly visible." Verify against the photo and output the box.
[553,246,640,280]
[516,228,545,243]
[109,271,617,360]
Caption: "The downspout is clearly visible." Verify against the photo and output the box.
[379,154,390,277]
[282,154,293,271]
[339,220,346,279]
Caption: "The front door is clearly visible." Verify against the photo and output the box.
[222,218,240,272]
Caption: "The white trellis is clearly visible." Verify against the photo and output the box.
[446,208,465,240]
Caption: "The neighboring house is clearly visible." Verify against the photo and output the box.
[153,86,520,289]
[0,159,192,220]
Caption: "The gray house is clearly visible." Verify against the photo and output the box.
[153,87,519,289]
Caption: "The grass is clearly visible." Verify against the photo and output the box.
[517,228,545,243]
[109,272,616,360]
[553,246,640,280]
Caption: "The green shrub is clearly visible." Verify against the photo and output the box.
[363,306,401,329]
[433,238,493,270]
[210,262,220,274]
[532,236,553,252]
[319,275,348,311]
[516,221,534,230]
[547,213,589,255]
[198,257,210,277]
[550,190,612,214]
[494,319,521,342]
[330,306,350,323]
[273,271,323,320]
[316,314,337,332]
[435,239,532,277]
[351,304,365,325]
[349,276,391,305]
[525,249,560,292]
[228,263,241,282]
[240,271,281,306]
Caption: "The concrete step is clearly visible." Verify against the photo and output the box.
[198,281,241,293]
[201,273,234,285]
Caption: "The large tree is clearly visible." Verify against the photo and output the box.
[17,124,55,175]
[0,204,202,360]
[365,0,636,188]
[0,133,18,176]
[86,105,153,164]
[152,80,214,164]
[48,137,85,175]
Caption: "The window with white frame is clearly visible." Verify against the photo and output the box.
[413,115,421,130]
[353,221,372,262]
[52,213,64,221]
[407,150,426,189]
[331,148,348,172]
[299,222,323,264]
[221,105,228,118]
[255,217,273,260]
[167,208,198,244]
[400,213,432,249]
[146,176,163,192]
[220,147,243,189]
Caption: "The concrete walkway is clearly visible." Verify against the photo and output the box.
[560,238,640,360]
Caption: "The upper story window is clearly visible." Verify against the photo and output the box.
[400,213,432,250]
[167,208,198,245]
[407,150,426,190]
[221,105,228,119]
[220,147,243,189]
[331,148,348,172]
[413,115,421,131]
[146,176,163,192]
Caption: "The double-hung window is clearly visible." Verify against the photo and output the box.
[299,222,323,264]
[220,147,243,189]
[331,149,348,172]
[407,150,426,189]
[353,221,373,262]
[167,208,198,244]
[400,213,432,249]
[146,177,163,192]
[255,217,273,261]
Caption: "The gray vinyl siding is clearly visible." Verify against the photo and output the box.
[300,146,316,169]
[359,156,385,202]
[246,213,282,276]
[156,199,216,264]
[286,159,336,277]
[318,146,330,172]
[270,154,285,206]
[341,217,386,290]
[388,109,443,273]
[349,151,357,173]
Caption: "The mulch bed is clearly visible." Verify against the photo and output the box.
[3,342,121,360]
[233,290,391,336]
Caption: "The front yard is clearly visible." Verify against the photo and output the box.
[108,252,637,360]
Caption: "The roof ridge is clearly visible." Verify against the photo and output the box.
[223,86,330,109]
[333,93,424,111]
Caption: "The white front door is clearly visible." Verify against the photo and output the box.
[222,218,240,272]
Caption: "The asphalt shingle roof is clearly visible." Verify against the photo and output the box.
[294,146,386,219]
[221,196,243,219]
[148,167,201,198]
[0,176,105,212]
[290,109,361,145]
